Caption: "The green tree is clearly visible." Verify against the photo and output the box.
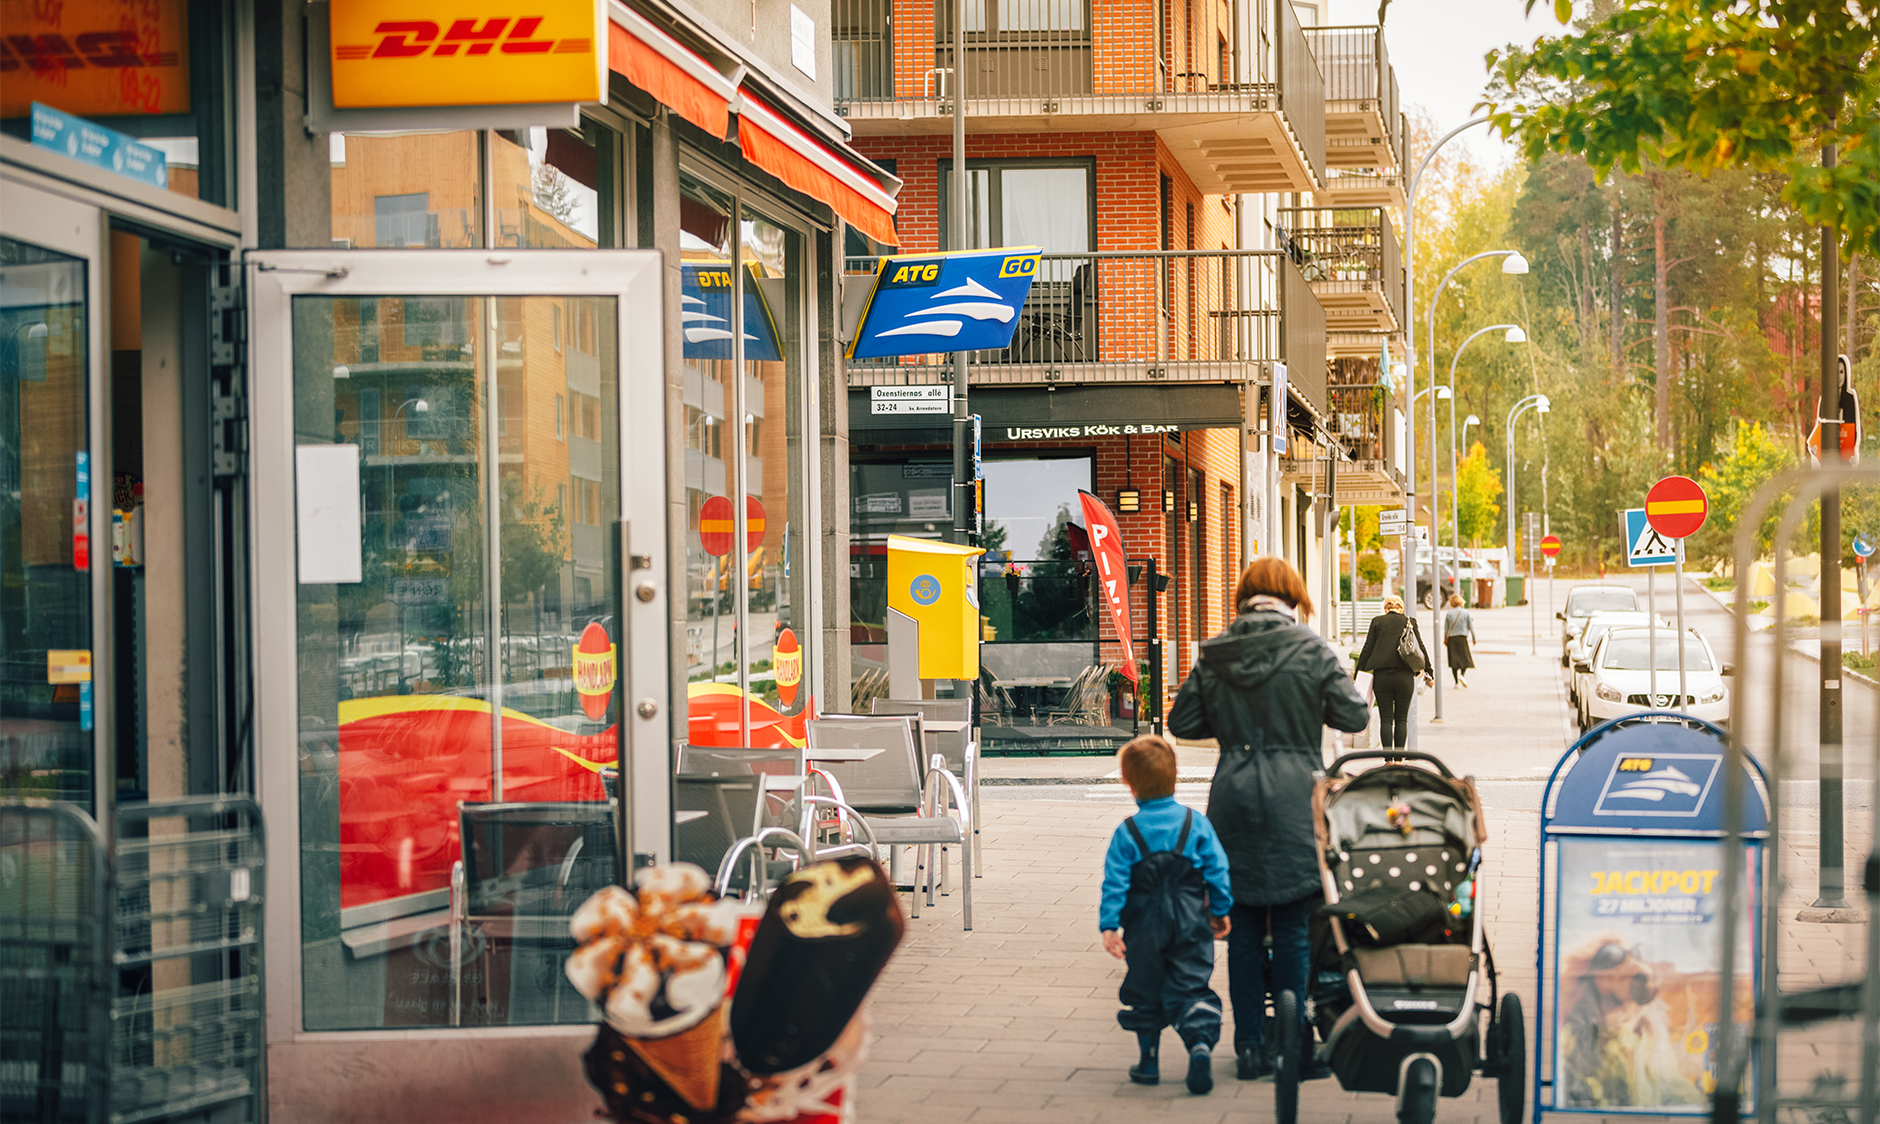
[1455,442,1505,545]
[1485,0,1880,258]
[1693,420,1793,561]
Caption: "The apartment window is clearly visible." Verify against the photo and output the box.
[939,159,1094,256]
[553,304,564,351]
[373,193,433,248]
[558,482,568,519]
[555,393,565,439]
[1221,482,1236,621]
[1189,466,1205,631]
[945,0,1087,36]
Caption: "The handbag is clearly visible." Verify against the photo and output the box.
[1316,884,1446,946]
[1395,617,1427,675]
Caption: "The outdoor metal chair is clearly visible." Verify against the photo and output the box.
[805,716,973,929]
[871,698,981,875]
[1039,664,1111,725]
[975,668,1018,726]
[672,776,796,894]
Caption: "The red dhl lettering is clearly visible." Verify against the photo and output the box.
[331,17,589,61]
[1,32,181,72]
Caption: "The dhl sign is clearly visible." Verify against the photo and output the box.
[328,0,605,109]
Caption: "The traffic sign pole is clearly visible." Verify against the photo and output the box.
[1648,564,1657,704]
[1675,538,1686,708]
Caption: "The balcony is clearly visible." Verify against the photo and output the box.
[844,249,1327,413]
[1277,206,1401,335]
[1318,167,1406,210]
[1278,357,1404,502]
[833,0,1325,194]
[1300,25,1399,172]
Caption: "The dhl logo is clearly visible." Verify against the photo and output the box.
[1618,757,1654,771]
[998,253,1040,278]
[1,32,180,72]
[334,18,591,61]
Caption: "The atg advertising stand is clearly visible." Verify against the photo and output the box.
[1535,716,1768,1121]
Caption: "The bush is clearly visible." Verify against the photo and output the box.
[1340,574,1352,600]
[1844,651,1877,675]
[1357,551,1388,586]
[1704,576,1733,590]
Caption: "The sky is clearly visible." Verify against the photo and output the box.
[1315,0,1570,169]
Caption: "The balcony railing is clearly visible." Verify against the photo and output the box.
[1276,205,1402,331]
[1300,25,1398,171]
[845,249,1321,387]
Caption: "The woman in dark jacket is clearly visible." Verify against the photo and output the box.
[1168,557,1370,1080]
[1355,595,1433,749]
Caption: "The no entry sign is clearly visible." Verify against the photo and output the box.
[698,495,766,556]
[1540,535,1561,559]
[1645,476,1708,539]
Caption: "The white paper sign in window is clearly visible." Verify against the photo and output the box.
[790,5,817,79]
[296,444,363,583]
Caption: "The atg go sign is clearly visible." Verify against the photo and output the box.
[847,247,1042,360]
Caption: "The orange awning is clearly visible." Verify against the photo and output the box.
[736,94,899,245]
[607,4,737,139]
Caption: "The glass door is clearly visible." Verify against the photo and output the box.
[0,183,108,819]
[248,249,666,1032]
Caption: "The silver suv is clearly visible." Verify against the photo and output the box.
[1557,584,1639,666]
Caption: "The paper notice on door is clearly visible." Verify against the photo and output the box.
[297,445,363,584]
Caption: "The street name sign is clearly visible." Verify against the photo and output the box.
[1645,475,1708,539]
[870,386,950,414]
[1378,508,1408,534]
[1625,508,1677,566]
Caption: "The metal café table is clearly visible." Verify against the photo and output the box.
[993,676,1066,723]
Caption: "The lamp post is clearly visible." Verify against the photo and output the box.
[1400,116,1489,752]
[1506,393,1551,654]
[1446,326,1524,626]
[1425,251,1529,720]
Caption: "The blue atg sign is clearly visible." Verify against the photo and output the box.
[31,103,168,190]
[847,247,1042,360]
[1547,720,1764,834]
[680,262,782,362]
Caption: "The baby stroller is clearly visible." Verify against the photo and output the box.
[1273,750,1525,1124]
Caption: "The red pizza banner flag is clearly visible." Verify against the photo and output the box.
[1078,490,1138,683]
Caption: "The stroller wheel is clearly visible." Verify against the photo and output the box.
[1398,1056,1438,1124]
[1495,993,1527,1124]
[1274,989,1301,1124]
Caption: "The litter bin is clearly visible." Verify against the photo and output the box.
[1505,574,1525,606]
[1473,578,1494,609]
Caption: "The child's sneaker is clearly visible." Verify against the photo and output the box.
[1186,1044,1214,1094]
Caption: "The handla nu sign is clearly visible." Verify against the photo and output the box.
[1078,490,1138,683]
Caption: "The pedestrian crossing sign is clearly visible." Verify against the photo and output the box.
[1624,507,1678,566]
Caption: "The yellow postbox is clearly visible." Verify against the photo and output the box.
[886,534,986,681]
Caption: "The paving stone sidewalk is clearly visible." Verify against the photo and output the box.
[858,605,1879,1123]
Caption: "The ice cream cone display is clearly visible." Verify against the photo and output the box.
[569,856,905,1123]
[628,1007,727,1111]
[731,856,905,1074]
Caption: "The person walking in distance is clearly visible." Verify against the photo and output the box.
[1356,594,1432,749]
[1443,593,1477,688]
[1167,558,1370,1080]
[1099,735,1235,1095]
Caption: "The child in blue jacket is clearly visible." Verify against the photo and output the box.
[1100,735,1234,1094]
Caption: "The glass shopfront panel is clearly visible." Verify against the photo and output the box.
[678,174,813,749]
[0,237,92,807]
[294,290,621,1030]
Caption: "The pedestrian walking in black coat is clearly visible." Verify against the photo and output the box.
[1167,557,1370,1080]
[1355,595,1433,749]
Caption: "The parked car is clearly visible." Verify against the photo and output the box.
[1557,583,1639,666]
[1564,610,1665,707]
[1574,627,1732,732]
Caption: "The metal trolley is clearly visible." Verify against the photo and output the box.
[1535,714,1768,1123]
[1,796,266,1124]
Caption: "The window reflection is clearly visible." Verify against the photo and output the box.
[296,290,621,1030]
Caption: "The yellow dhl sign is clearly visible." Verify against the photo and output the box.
[328,0,605,108]
[1588,868,1719,895]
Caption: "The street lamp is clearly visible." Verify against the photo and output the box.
[1446,326,1525,631]
[1424,251,1529,719]
[1400,115,1492,749]
[1506,393,1551,654]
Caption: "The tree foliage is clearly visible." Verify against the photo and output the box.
[1453,442,1505,545]
[1693,420,1793,559]
[1484,0,1880,258]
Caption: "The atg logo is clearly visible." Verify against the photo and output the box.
[881,261,943,288]
[1593,753,1720,817]
[335,18,592,60]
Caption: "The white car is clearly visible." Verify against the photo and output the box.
[1565,610,1666,707]
[1575,627,1732,732]
[1558,584,1640,666]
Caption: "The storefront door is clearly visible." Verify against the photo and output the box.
[0,182,110,819]
[247,249,668,1037]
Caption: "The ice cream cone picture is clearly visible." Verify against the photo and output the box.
[628,1006,727,1110]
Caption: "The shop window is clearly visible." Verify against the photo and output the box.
[334,132,482,248]
[1,0,231,204]
[494,127,601,248]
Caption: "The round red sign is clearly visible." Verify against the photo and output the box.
[573,621,616,721]
[698,495,767,557]
[1645,475,1708,539]
[1540,535,1561,558]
